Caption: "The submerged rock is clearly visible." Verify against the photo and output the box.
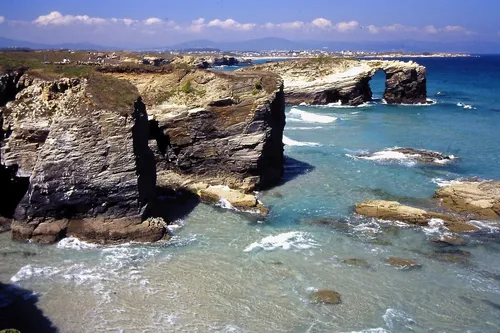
[385,257,421,270]
[310,290,342,304]
[434,180,500,220]
[425,249,472,265]
[343,258,371,268]
[431,234,468,247]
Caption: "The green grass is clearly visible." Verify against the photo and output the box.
[181,80,193,94]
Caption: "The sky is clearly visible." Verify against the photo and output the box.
[0,0,499,48]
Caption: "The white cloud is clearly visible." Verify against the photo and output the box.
[144,17,162,25]
[0,16,5,24]
[192,18,205,25]
[311,18,332,29]
[33,11,106,26]
[207,18,256,31]
[366,25,380,34]
[424,24,471,35]
[280,21,305,30]
[424,25,439,34]
[366,23,418,34]
[111,18,137,26]
[335,20,359,32]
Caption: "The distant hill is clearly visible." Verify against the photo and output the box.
[0,37,117,51]
[1,36,500,53]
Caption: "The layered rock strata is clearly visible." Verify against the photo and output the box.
[434,181,500,220]
[241,58,427,105]
[1,67,285,243]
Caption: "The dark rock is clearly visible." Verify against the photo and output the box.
[310,290,342,304]
[385,257,421,270]
[10,95,160,243]
[383,64,427,104]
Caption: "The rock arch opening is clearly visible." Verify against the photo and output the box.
[368,69,387,103]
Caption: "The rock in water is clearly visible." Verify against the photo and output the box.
[310,290,342,304]
[241,58,427,106]
[355,200,479,232]
[356,148,455,165]
[434,181,500,220]
[385,257,421,270]
[343,258,371,268]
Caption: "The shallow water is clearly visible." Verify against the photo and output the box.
[2,57,500,332]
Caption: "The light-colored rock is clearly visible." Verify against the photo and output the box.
[434,181,500,220]
[241,58,427,105]
[355,200,479,232]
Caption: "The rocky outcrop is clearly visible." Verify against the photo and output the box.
[385,257,421,270]
[113,69,285,192]
[2,73,169,244]
[356,147,456,165]
[2,67,286,243]
[241,58,427,106]
[355,200,479,233]
[434,181,500,220]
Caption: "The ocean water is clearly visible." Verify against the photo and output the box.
[2,56,500,332]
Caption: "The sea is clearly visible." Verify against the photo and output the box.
[1,56,500,332]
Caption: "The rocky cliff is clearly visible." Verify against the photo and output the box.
[108,68,285,192]
[241,58,427,105]
[0,67,285,243]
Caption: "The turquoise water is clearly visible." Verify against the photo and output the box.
[1,57,500,332]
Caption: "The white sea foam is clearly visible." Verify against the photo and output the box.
[431,178,468,187]
[423,218,448,235]
[57,236,99,250]
[354,150,418,166]
[244,231,318,252]
[457,102,475,109]
[383,308,416,331]
[468,220,500,232]
[288,107,338,123]
[286,126,324,130]
[283,135,321,147]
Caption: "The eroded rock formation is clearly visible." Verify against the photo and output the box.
[1,67,285,243]
[111,68,285,192]
[242,58,427,106]
[355,200,479,233]
[434,181,500,220]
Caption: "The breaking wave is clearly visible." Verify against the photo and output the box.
[244,231,318,252]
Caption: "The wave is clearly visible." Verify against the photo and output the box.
[288,107,338,123]
[244,231,318,252]
[286,126,324,130]
[57,236,99,250]
[349,148,456,166]
[299,101,373,109]
[457,102,475,110]
[283,135,321,147]
[348,150,417,166]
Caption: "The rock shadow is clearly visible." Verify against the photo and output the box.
[132,97,157,216]
[0,282,58,333]
[143,187,200,223]
[279,156,315,185]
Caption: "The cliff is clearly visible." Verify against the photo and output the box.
[241,58,427,105]
[0,67,285,244]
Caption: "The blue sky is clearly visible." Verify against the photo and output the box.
[0,0,499,47]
